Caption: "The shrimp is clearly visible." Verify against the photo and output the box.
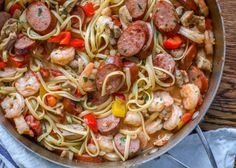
[50,46,75,65]
[0,67,17,78]
[153,131,173,147]
[78,63,95,92]
[146,119,163,134]
[124,111,142,127]
[15,72,40,97]
[138,131,148,149]
[197,0,209,17]
[14,115,32,135]
[1,93,25,118]
[97,135,114,153]
[149,91,174,112]
[163,104,183,131]
[180,83,200,110]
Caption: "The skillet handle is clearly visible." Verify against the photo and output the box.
[195,125,218,168]
[163,125,218,168]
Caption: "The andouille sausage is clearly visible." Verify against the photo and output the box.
[125,0,148,20]
[114,133,140,156]
[14,35,36,55]
[0,0,4,10]
[87,91,109,106]
[179,43,197,70]
[97,115,120,135]
[137,23,154,59]
[96,64,123,95]
[105,55,123,69]
[0,12,11,31]
[117,23,147,57]
[178,0,198,13]
[188,66,208,94]
[70,5,85,29]
[123,61,138,84]
[153,53,176,79]
[153,1,180,35]
[26,2,57,35]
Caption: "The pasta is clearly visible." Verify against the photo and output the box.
[0,0,214,163]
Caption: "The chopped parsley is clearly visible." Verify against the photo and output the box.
[120,136,126,143]
[104,57,108,63]
[61,8,68,15]
[37,8,43,17]
[83,76,88,82]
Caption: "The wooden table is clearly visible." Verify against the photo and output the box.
[200,0,236,130]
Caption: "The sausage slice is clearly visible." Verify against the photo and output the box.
[14,35,36,55]
[179,43,197,70]
[125,0,148,20]
[123,61,138,84]
[153,53,176,79]
[138,23,154,59]
[178,0,198,12]
[118,23,147,57]
[188,66,208,93]
[26,2,57,35]
[153,1,180,35]
[88,91,109,106]
[0,12,11,31]
[114,133,140,156]
[96,64,123,95]
[97,115,120,135]
[71,5,85,29]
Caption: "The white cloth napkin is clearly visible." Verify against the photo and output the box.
[0,126,235,168]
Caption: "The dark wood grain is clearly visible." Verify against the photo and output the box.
[198,1,236,167]
[200,0,236,130]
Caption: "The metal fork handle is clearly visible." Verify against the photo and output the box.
[164,125,218,168]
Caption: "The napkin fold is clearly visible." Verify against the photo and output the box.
[0,126,235,168]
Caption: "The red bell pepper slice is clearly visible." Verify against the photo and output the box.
[48,31,71,45]
[69,39,85,48]
[40,68,50,78]
[82,3,95,17]
[83,113,98,133]
[0,61,6,69]
[163,35,182,50]
[113,93,126,101]
[51,70,63,77]
[9,3,22,17]
[74,89,81,98]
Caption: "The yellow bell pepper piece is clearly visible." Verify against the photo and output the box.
[112,98,126,118]
[39,84,47,98]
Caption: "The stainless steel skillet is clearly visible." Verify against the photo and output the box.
[0,0,225,167]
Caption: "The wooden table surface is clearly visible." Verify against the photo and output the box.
[200,0,236,131]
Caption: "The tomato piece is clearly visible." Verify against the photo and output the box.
[83,113,98,133]
[111,16,121,27]
[75,154,102,163]
[188,66,209,93]
[40,68,50,78]
[51,70,63,77]
[9,54,29,68]
[25,115,42,136]
[0,61,6,69]
[46,95,58,107]
[82,3,95,17]
[69,39,85,48]
[9,3,22,17]
[74,89,81,98]
[163,35,182,50]
[181,113,192,124]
